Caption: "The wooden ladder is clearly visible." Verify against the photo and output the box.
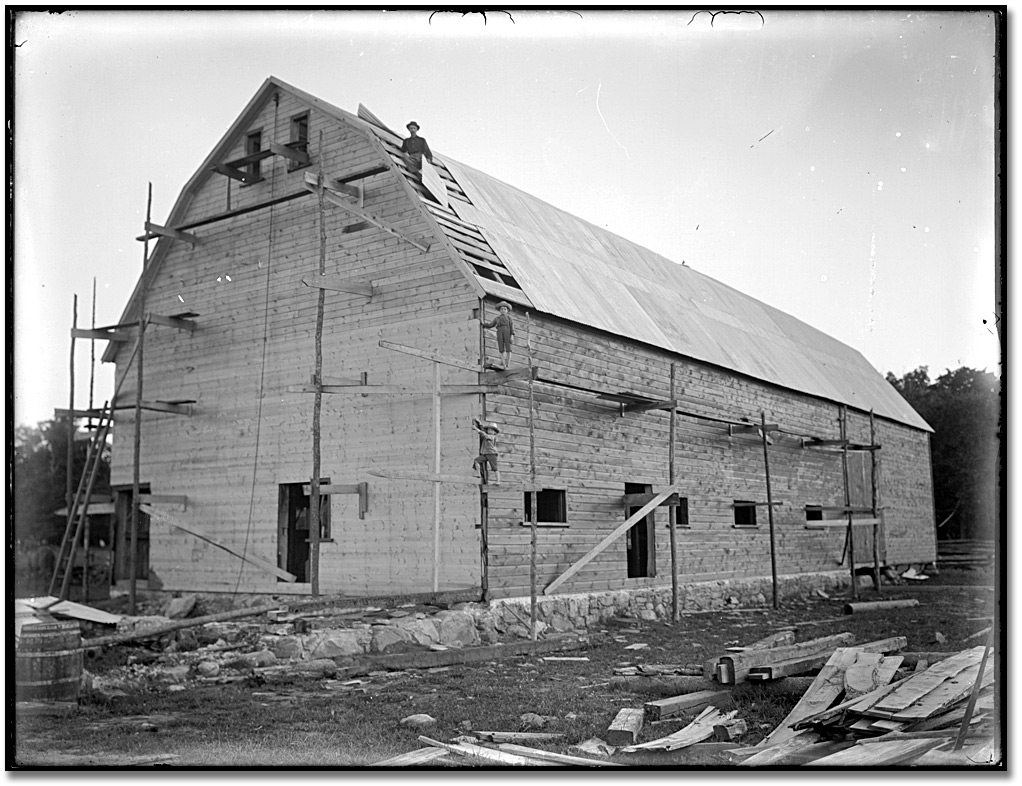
[48,402,115,600]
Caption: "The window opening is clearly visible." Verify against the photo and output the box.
[288,113,309,170]
[246,130,263,181]
[805,505,824,522]
[625,483,656,578]
[733,500,758,528]
[676,497,690,528]
[523,488,567,525]
[278,480,331,582]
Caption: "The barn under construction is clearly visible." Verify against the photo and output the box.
[57,77,936,610]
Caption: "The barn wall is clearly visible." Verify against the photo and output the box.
[111,91,483,595]
[483,311,936,598]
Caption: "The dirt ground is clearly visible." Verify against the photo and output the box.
[12,567,999,769]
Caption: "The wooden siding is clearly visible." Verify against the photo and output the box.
[110,91,483,595]
[482,311,936,599]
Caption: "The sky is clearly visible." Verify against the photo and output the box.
[11,8,1000,429]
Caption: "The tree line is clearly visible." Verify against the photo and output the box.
[885,366,1001,541]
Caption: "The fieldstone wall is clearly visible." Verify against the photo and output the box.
[487,571,850,634]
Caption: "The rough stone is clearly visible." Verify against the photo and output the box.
[370,626,416,654]
[294,659,338,677]
[547,613,574,633]
[434,610,480,647]
[268,635,305,660]
[245,649,277,668]
[174,629,200,652]
[163,594,198,620]
[520,713,547,729]
[308,630,365,659]
[638,609,657,621]
[400,714,437,728]
[389,616,441,646]
[161,665,191,683]
[196,660,220,678]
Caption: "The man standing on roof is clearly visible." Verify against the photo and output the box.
[481,301,515,370]
[401,121,433,172]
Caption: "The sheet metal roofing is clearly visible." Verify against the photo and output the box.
[438,157,929,431]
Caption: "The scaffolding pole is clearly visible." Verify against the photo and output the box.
[527,312,538,640]
[66,295,77,529]
[840,406,857,600]
[309,131,326,597]
[761,410,779,609]
[668,362,679,621]
[869,410,882,593]
[129,183,152,614]
[479,298,489,599]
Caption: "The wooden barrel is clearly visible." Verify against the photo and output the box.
[16,621,83,701]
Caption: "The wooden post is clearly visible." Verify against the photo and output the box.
[129,183,152,615]
[869,410,882,594]
[527,312,537,640]
[309,131,326,597]
[89,278,97,427]
[669,362,679,621]
[433,360,442,592]
[761,411,779,609]
[840,406,857,600]
[66,295,77,530]
[478,298,489,599]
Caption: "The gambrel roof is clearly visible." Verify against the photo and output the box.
[111,76,929,432]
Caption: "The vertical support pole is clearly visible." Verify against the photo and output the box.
[66,296,77,527]
[89,278,97,425]
[869,410,882,594]
[478,298,489,599]
[432,360,442,593]
[761,411,779,609]
[840,406,857,600]
[668,362,679,621]
[309,131,326,597]
[527,312,537,640]
[129,183,152,615]
[83,513,91,604]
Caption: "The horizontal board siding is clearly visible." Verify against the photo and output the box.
[111,98,483,595]
[483,312,934,598]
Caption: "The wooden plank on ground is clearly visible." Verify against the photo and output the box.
[472,732,564,743]
[544,486,681,595]
[417,736,560,767]
[869,646,986,716]
[738,731,827,767]
[619,707,734,753]
[496,744,624,767]
[890,659,994,721]
[756,647,864,749]
[807,737,946,766]
[140,503,296,582]
[745,636,907,682]
[605,708,644,746]
[726,629,796,652]
[708,633,855,685]
[643,690,729,721]
[844,652,903,700]
[371,747,451,767]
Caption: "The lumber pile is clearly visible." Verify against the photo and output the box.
[937,539,995,569]
[737,644,997,766]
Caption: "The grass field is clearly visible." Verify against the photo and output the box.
[13,568,997,768]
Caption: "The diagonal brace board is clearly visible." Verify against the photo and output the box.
[304,172,429,252]
[379,340,480,372]
[544,486,681,595]
[302,274,374,297]
[140,503,296,582]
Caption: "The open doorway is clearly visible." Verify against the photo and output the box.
[112,485,150,585]
[625,482,656,578]
[278,481,331,583]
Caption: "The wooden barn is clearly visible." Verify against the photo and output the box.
[90,77,935,604]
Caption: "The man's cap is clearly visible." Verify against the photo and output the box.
[475,419,500,432]
[496,301,512,311]
[406,121,420,130]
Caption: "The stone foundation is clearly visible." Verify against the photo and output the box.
[486,571,851,634]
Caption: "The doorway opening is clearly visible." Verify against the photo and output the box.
[625,482,656,578]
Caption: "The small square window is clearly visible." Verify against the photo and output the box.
[733,500,757,527]
[523,488,567,526]
[805,505,823,521]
